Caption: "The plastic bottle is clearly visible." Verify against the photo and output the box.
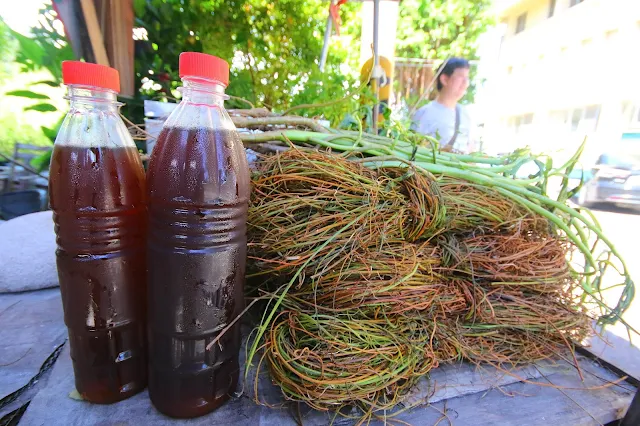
[49,61,147,403]
[146,52,250,418]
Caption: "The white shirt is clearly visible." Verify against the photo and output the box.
[411,101,474,153]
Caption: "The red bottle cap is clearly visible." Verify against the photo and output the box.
[179,52,229,86]
[61,61,120,93]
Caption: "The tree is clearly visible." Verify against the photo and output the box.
[395,0,493,102]
[134,0,363,123]
[396,0,492,60]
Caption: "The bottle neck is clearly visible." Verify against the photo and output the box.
[66,85,121,112]
[179,77,228,106]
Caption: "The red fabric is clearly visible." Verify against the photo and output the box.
[330,0,348,36]
[330,4,341,36]
[179,52,229,86]
[62,61,120,93]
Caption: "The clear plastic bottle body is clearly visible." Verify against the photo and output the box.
[146,77,250,418]
[49,85,147,403]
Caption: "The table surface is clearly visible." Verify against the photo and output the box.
[2,288,636,426]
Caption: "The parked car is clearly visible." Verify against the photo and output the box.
[576,150,640,209]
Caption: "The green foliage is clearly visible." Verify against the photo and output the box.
[41,117,64,143]
[6,90,51,100]
[11,6,74,84]
[285,69,367,127]
[134,0,362,121]
[24,103,59,113]
[396,0,493,60]
[0,19,17,82]
[0,4,72,168]
[132,0,492,126]
[134,0,206,99]
[32,80,60,87]
[7,4,72,115]
[0,19,14,56]
[0,115,51,156]
[29,116,65,171]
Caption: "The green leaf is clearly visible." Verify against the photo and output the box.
[33,80,60,87]
[9,28,44,68]
[45,116,65,140]
[40,125,58,142]
[6,90,51,100]
[8,3,73,84]
[133,0,147,17]
[24,103,58,112]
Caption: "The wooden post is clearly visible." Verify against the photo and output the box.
[56,0,135,97]
[418,65,426,99]
[52,0,84,60]
[425,65,434,101]
[396,63,404,104]
[404,67,410,100]
[79,0,110,66]
[102,0,135,97]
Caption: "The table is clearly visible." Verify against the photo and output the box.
[2,289,637,426]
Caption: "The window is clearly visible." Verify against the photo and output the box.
[509,114,534,134]
[582,105,601,132]
[549,110,569,128]
[630,105,640,128]
[570,0,584,7]
[515,13,527,34]
[548,0,556,18]
[571,109,582,131]
[585,105,600,120]
[553,106,601,132]
[622,101,634,125]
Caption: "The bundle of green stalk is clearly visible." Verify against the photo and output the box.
[240,126,634,422]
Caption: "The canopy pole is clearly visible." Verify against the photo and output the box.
[319,0,335,72]
[372,0,380,133]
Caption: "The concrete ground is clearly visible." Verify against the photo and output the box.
[582,204,640,380]
[590,205,640,332]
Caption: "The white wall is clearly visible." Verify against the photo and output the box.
[479,0,640,164]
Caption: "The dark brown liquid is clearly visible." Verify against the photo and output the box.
[146,126,249,418]
[49,145,147,404]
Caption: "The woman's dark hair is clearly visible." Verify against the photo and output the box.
[436,57,470,91]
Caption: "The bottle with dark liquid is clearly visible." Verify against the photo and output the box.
[147,52,250,418]
[49,61,147,403]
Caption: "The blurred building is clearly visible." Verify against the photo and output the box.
[480,0,640,164]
